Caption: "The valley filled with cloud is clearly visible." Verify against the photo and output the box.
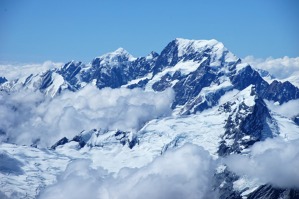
[0,85,174,147]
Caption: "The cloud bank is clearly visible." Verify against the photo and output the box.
[266,99,299,118]
[0,61,63,81]
[225,138,299,189]
[38,144,217,199]
[0,85,174,147]
[243,56,299,80]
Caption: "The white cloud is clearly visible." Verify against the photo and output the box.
[0,85,174,147]
[243,56,299,80]
[0,61,63,81]
[38,144,217,199]
[225,138,299,189]
[37,159,106,199]
[266,99,299,118]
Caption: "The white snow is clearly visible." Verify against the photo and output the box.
[219,85,255,108]
[175,38,238,69]
[272,114,299,141]
[233,177,260,198]
[264,99,299,140]
[0,70,67,97]
[44,73,66,97]
[236,85,255,107]
[235,62,250,73]
[0,143,70,199]
[0,61,63,81]
[218,89,240,105]
[174,59,207,75]
[145,58,207,91]
[1,39,298,199]
[135,106,228,158]
[282,71,299,87]
[201,80,233,94]
[175,38,220,57]
[97,48,136,66]
[123,72,153,87]
[51,106,228,174]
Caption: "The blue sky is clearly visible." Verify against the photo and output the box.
[0,0,298,63]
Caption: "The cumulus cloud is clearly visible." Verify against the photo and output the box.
[225,138,299,189]
[0,61,63,81]
[266,99,299,118]
[38,144,217,199]
[0,85,174,147]
[38,159,106,199]
[243,56,299,79]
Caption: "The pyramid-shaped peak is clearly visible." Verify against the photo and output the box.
[102,47,131,57]
[98,47,136,62]
[113,47,129,54]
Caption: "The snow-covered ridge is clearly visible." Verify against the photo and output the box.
[175,38,238,67]
[175,38,221,57]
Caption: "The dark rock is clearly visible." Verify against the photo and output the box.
[247,185,299,199]
[214,168,242,199]
[262,80,299,104]
[218,97,278,156]
[50,137,69,150]
[0,77,7,84]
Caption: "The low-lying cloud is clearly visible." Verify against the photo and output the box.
[38,144,217,199]
[243,56,299,79]
[0,61,63,81]
[225,138,299,189]
[266,99,299,118]
[0,85,174,147]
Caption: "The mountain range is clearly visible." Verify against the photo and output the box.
[0,38,299,199]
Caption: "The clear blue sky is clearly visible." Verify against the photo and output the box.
[1,0,298,63]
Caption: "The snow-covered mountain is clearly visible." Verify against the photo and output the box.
[1,38,299,199]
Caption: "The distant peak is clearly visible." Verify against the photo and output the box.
[113,47,128,54]
[102,47,131,57]
[98,47,136,62]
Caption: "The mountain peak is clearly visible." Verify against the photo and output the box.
[98,47,136,63]
[113,47,129,54]
[175,37,219,44]
[174,38,224,57]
